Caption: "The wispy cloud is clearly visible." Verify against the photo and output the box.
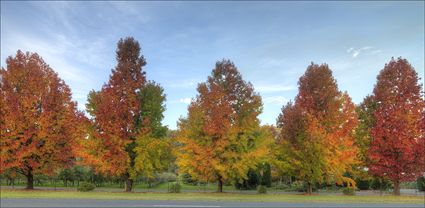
[263,96,288,105]
[256,84,295,93]
[370,49,382,54]
[1,13,110,112]
[347,46,382,58]
[2,1,422,130]
[2,34,93,84]
[108,1,151,24]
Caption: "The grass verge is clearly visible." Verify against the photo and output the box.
[1,189,424,204]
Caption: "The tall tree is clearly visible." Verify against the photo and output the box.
[176,60,271,192]
[276,63,358,194]
[81,37,169,192]
[368,58,425,195]
[0,51,84,189]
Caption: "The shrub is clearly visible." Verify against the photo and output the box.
[77,182,95,192]
[291,181,305,192]
[260,163,272,187]
[156,172,177,183]
[355,179,371,190]
[417,177,425,191]
[400,181,417,189]
[342,187,356,195]
[235,170,259,190]
[289,181,318,192]
[275,183,290,190]
[180,173,197,185]
[371,178,392,191]
[168,182,181,193]
[257,185,267,194]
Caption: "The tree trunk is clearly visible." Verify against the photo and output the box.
[125,178,133,192]
[26,172,34,189]
[217,175,223,193]
[306,182,312,195]
[393,180,400,196]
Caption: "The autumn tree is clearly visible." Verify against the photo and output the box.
[176,60,271,192]
[368,58,425,195]
[276,101,325,194]
[276,63,358,194]
[0,51,84,189]
[81,37,169,192]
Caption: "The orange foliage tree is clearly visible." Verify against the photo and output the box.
[176,60,271,192]
[276,63,358,194]
[368,58,425,195]
[81,37,146,192]
[0,51,84,189]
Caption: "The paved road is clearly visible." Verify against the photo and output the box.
[1,199,424,208]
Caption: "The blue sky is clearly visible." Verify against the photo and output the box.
[1,1,424,129]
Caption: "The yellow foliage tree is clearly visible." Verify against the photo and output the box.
[176,60,271,192]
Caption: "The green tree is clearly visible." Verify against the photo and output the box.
[132,81,171,180]
[353,95,377,182]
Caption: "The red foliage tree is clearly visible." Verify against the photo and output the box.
[368,58,425,195]
[0,51,84,189]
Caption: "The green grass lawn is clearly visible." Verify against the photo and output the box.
[1,189,424,204]
[0,182,233,192]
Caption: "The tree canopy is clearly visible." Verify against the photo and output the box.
[176,60,272,192]
[368,58,425,195]
[0,51,84,189]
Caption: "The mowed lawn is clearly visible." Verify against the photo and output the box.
[1,189,424,204]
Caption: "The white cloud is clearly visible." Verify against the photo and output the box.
[347,46,382,59]
[263,96,288,105]
[169,97,192,104]
[179,97,192,104]
[1,25,110,113]
[256,84,295,93]
[352,51,360,58]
